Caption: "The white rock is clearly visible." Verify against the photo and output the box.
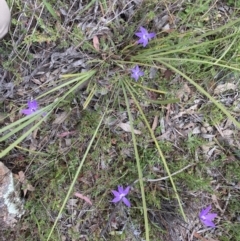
[0,162,24,229]
[0,0,11,39]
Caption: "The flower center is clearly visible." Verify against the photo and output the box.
[119,193,125,199]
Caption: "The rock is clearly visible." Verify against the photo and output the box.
[0,0,11,39]
[0,162,24,230]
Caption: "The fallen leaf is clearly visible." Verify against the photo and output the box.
[23,183,35,197]
[163,69,174,80]
[57,130,76,137]
[67,198,78,207]
[151,115,158,131]
[162,23,170,32]
[74,192,92,205]
[222,129,233,137]
[176,83,191,101]
[26,183,35,192]
[117,122,141,135]
[93,35,100,52]
[15,171,35,197]
[18,171,25,183]
[214,83,237,95]
[193,232,211,241]
[31,78,42,85]
[53,112,69,124]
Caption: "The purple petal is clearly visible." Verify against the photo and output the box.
[139,26,147,34]
[135,32,144,38]
[118,186,124,194]
[131,65,144,81]
[205,213,217,220]
[21,109,33,115]
[134,65,140,71]
[21,100,39,116]
[200,205,211,217]
[202,219,216,227]
[131,74,137,81]
[140,71,144,76]
[135,27,156,47]
[148,32,156,39]
[111,196,121,203]
[122,197,131,207]
[122,186,130,195]
[112,190,120,197]
[28,100,38,109]
[138,38,148,47]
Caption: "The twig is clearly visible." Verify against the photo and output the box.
[134,163,194,184]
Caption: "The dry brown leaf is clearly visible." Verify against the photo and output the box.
[53,112,69,124]
[214,83,237,95]
[57,130,76,138]
[74,192,92,205]
[207,238,220,241]
[29,138,38,152]
[31,78,42,85]
[117,122,141,135]
[67,198,78,207]
[201,142,216,157]
[16,171,35,197]
[193,232,209,241]
[32,128,39,139]
[222,129,233,137]
[18,171,25,183]
[26,183,35,192]
[93,35,100,52]
[176,83,191,101]
[163,69,174,80]
[193,232,219,241]
[151,115,158,131]
[23,183,35,197]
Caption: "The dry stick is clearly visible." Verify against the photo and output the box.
[133,163,195,184]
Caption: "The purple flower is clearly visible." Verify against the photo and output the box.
[135,26,156,47]
[199,205,217,227]
[131,65,144,81]
[111,186,131,207]
[21,100,39,115]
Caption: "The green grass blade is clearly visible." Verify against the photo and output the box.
[0,109,47,134]
[123,79,186,221]
[46,112,106,241]
[0,70,95,157]
[0,105,52,142]
[121,82,150,241]
[158,60,240,129]
[0,112,50,158]
[214,30,239,64]
[38,70,96,99]
[42,0,60,21]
